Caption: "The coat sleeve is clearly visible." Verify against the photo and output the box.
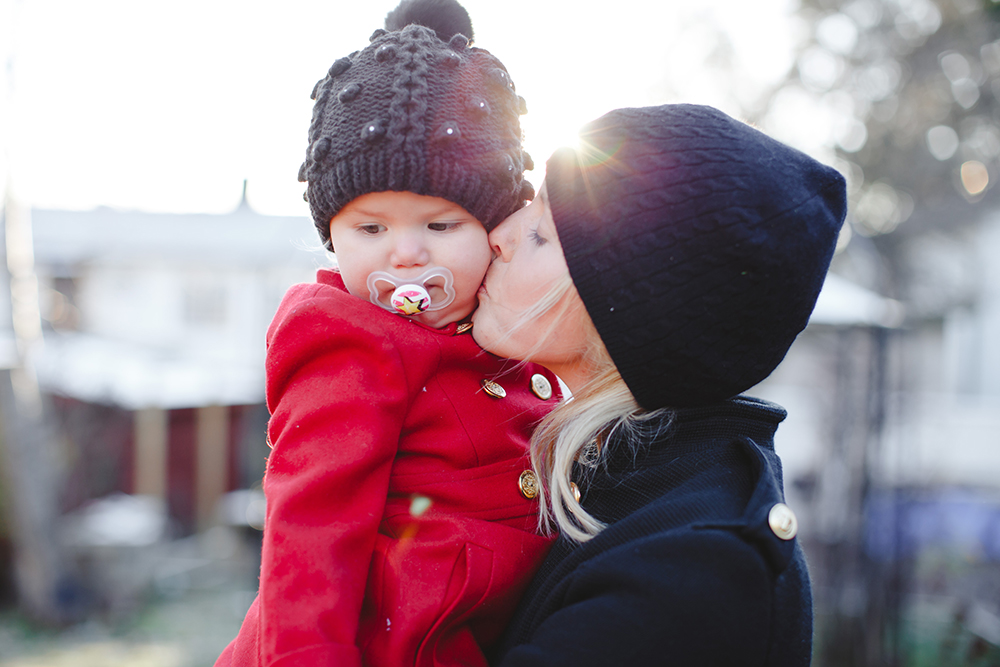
[253,285,411,667]
[496,529,774,667]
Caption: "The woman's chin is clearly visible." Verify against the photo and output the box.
[470,313,494,350]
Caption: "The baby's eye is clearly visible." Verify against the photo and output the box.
[428,221,460,232]
[358,223,385,235]
[529,229,547,246]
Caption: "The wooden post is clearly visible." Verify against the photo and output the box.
[133,407,168,499]
[0,187,78,624]
[196,404,228,532]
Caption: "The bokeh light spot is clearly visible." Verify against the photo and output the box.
[816,13,859,55]
[940,51,971,82]
[799,47,843,91]
[838,118,869,152]
[927,125,959,160]
[410,494,432,517]
[960,160,989,195]
[855,181,912,235]
[951,79,980,109]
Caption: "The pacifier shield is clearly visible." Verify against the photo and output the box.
[390,284,431,315]
[366,267,456,316]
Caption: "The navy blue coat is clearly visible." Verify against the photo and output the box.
[491,396,812,666]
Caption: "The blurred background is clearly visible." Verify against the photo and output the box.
[1,0,999,664]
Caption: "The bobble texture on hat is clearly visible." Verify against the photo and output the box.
[301,0,533,249]
[545,104,848,410]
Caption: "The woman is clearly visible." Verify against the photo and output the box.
[473,104,847,666]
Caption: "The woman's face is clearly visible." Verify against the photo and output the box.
[472,184,593,390]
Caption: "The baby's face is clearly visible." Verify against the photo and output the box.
[329,191,492,329]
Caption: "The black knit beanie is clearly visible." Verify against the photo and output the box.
[545,104,848,410]
[300,0,533,250]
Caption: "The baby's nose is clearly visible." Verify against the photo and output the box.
[391,233,430,267]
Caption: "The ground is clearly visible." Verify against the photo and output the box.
[0,527,258,667]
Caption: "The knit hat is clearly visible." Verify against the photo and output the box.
[300,0,533,250]
[545,104,847,410]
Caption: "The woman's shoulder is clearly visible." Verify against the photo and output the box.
[493,415,811,665]
[494,516,806,666]
[582,415,801,572]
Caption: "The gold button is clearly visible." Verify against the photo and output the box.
[518,470,539,499]
[530,373,553,400]
[570,482,581,503]
[455,322,473,335]
[481,379,506,398]
[768,503,798,540]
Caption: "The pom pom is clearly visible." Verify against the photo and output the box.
[517,95,528,115]
[297,162,308,183]
[376,44,397,62]
[361,119,388,142]
[369,28,388,42]
[487,68,513,90]
[328,57,352,78]
[310,78,324,101]
[519,180,535,202]
[435,121,461,142]
[338,83,362,103]
[467,97,490,116]
[523,152,534,171]
[310,137,331,162]
[495,154,516,181]
[384,0,474,43]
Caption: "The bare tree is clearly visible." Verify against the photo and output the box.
[0,0,79,625]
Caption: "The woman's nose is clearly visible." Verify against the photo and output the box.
[488,217,517,261]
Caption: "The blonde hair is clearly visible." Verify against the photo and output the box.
[530,332,672,542]
[491,275,671,542]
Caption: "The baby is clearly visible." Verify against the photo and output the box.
[215,2,559,666]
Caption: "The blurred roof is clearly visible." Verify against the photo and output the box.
[35,333,264,409]
[810,273,905,328]
[19,202,905,408]
[31,204,321,269]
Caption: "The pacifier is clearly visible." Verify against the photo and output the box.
[366,267,456,316]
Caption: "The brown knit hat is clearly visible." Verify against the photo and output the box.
[299,0,534,250]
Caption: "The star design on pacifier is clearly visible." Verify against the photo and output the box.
[396,295,428,315]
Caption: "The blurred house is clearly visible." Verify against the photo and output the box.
[14,184,1000,658]
[28,195,320,534]
[752,210,1000,664]
[26,193,1000,536]
[758,211,1000,514]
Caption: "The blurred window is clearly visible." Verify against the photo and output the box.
[183,283,227,327]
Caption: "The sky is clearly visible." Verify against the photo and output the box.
[0,0,804,218]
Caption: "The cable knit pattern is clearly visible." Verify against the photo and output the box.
[545,104,848,409]
[302,16,531,248]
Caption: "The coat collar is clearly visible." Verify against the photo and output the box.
[597,395,787,474]
[577,395,798,572]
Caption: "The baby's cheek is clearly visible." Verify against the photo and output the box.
[340,276,369,301]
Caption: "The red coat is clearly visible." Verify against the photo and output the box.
[217,270,559,667]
